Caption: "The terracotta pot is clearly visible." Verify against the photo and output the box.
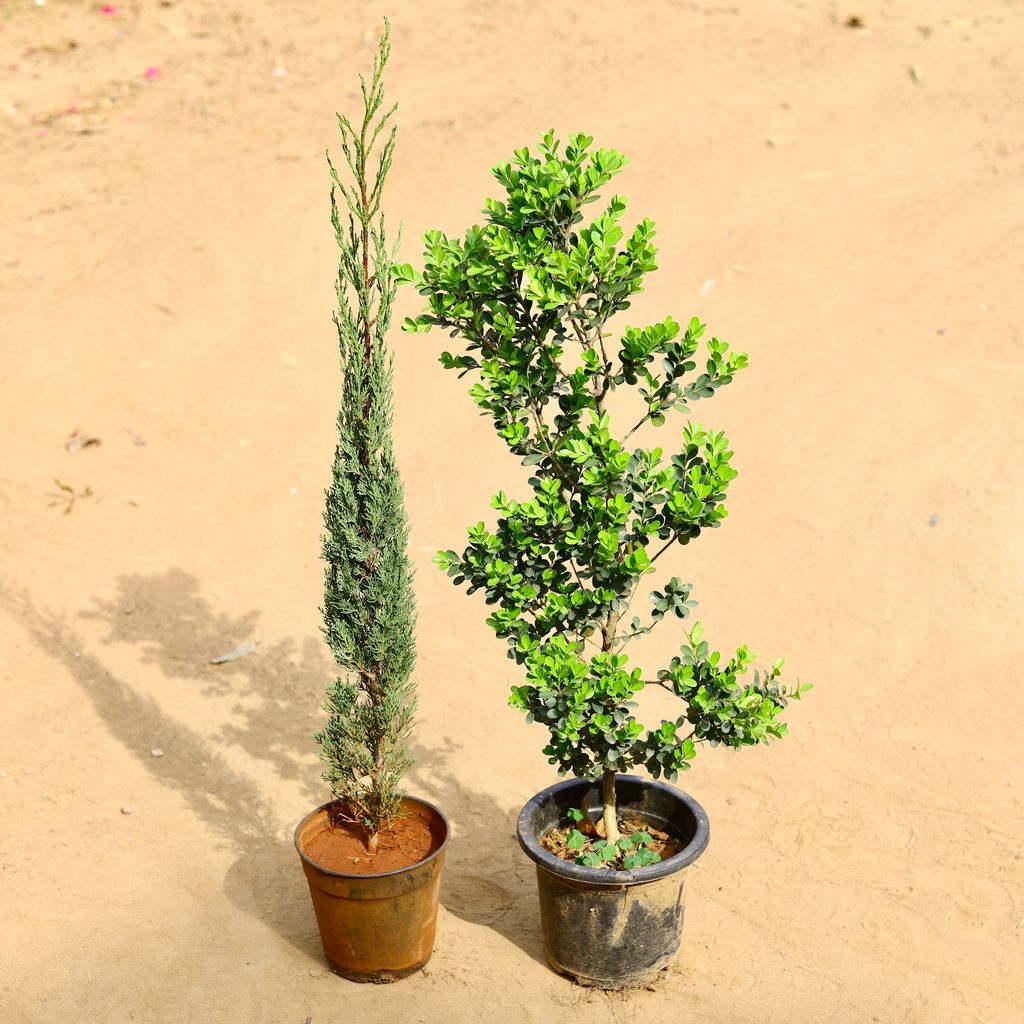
[517,775,709,988]
[294,796,449,982]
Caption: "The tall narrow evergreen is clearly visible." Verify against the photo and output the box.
[314,23,416,854]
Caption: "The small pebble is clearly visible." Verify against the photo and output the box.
[120,804,133,815]
[151,748,164,758]
[909,64,924,84]
[928,513,939,527]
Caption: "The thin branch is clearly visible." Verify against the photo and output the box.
[644,678,674,691]
[622,414,649,445]
[649,532,681,566]
[529,402,575,492]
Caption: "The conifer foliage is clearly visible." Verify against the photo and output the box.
[314,24,416,853]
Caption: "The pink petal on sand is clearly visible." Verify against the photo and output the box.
[100,4,118,13]
[143,66,161,80]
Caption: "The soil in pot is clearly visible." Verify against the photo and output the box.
[304,813,438,875]
[541,815,683,866]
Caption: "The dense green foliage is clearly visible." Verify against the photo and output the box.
[400,131,807,842]
[314,25,417,844]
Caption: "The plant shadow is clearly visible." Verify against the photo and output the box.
[406,737,548,968]
[3,570,549,970]
[2,576,323,963]
[80,567,328,808]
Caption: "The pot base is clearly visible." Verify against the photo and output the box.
[328,960,429,985]
[545,955,671,990]
[534,860,689,988]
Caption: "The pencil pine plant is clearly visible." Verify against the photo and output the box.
[399,132,808,855]
[314,23,417,854]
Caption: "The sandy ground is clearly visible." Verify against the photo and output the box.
[1,1,1023,1021]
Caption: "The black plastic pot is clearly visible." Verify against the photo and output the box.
[517,774,709,988]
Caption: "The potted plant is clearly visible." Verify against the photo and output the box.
[399,132,808,987]
[293,24,449,984]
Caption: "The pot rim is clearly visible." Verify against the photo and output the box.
[294,795,450,880]
[516,774,709,885]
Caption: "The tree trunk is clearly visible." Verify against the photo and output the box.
[366,831,379,855]
[601,770,621,845]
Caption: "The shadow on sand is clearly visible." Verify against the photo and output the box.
[3,569,547,969]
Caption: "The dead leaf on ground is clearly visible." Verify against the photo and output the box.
[47,478,93,514]
[65,429,101,453]
[576,802,599,837]
[24,40,80,58]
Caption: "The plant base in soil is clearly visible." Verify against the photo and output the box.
[542,815,682,869]
[304,814,437,875]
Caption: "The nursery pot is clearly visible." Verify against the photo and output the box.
[517,775,709,989]
[294,796,449,983]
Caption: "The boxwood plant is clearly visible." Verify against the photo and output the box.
[399,132,808,865]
